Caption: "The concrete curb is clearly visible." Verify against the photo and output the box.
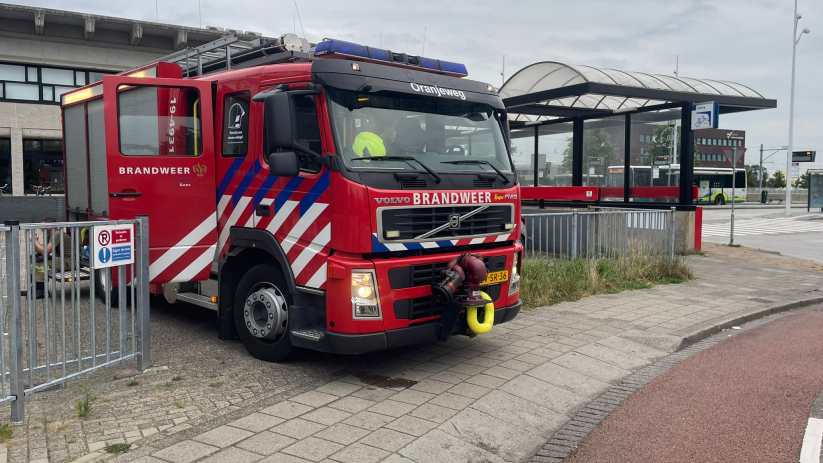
[674,293,823,351]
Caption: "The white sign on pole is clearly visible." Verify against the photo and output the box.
[91,224,135,269]
[691,101,719,130]
[588,166,595,175]
[791,162,801,179]
[652,165,660,179]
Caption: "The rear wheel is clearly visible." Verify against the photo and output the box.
[714,195,725,206]
[233,263,293,362]
[94,268,119,307]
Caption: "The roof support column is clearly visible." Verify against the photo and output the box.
[533,125,539,187]
[572,118,583,187]
[679,103,694,206]
[624,113,632,202]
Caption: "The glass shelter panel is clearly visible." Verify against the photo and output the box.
[629,108,683,203]
[584,116,625,199]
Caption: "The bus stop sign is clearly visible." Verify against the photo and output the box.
[721,147,746,168]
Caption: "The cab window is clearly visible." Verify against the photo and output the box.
[222,92,250,157]
[294,95,322,173]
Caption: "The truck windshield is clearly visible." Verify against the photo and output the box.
[326,88,512,174]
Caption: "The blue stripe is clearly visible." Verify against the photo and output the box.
[371,234,390,252]
[436,241,454,247]
[274,177,305,213]
[231,159,259,208]
[403,242,424,250]
[253,175,278,208]
[216,158,244,202]
[300,171,330,216]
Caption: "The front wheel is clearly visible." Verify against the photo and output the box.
[714,195,725,206]
[233,263,293,362]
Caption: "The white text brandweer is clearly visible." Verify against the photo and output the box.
[118,167,191,175]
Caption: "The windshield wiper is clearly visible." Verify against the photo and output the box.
[440,160,510,184]
[350,155,442,184]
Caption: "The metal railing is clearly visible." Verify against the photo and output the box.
[523,207,676,263]
[2,217,150,421]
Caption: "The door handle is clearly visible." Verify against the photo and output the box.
[256,204,271,217]
[110,192,142,198]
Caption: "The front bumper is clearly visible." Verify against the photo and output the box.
[291,300,522,355]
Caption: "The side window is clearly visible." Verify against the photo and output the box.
[294,95,322,173]
[221,92,250,157]
[118,85,202,156]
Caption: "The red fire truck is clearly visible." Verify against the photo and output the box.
[60,34,522,361]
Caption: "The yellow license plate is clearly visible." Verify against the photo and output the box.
[481,270,509,285]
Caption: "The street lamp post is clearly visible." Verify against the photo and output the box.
[786,0,811,216]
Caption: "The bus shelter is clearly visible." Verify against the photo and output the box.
[501,62,777,209]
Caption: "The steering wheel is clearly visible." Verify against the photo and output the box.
[445,145,466,156]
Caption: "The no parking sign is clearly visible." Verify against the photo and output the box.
[91,224,135,269]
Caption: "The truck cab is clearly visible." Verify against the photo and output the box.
[60,36,522,361]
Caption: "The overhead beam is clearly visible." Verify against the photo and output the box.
[83,16,95,40]
[130,23,143,45]
[33,8,44,35]
[507,104,609,118]
[174,30,188,50]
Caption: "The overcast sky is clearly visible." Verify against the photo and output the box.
[21,0,823,173]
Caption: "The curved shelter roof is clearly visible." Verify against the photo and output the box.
[500,61,776,124]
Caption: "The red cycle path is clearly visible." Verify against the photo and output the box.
[567,308,823,463]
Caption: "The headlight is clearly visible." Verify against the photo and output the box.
[508,252,521,296]
[352,270,381,318]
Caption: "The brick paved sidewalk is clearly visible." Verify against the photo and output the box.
[22,255,823,462]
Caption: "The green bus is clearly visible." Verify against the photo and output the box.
[606,165,747,204]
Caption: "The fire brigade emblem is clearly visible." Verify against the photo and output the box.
[448,214,461,229]
[193,162,207,178]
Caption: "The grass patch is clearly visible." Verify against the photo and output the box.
[126,380,139,387]
[74,384,95,419]
[174,401,185,409]
[0,422,13,443]
[520,255,693,310]
[104,443,131,454]
[209,382,223,388]
[171,376,183,382]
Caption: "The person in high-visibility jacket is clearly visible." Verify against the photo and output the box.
[352,115,390,161]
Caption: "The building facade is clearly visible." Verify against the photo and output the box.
[0,3,262,220]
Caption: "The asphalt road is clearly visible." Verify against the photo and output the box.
[702,205,823,264]
[566,307,823,463]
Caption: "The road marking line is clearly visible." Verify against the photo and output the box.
[799,417,823,463]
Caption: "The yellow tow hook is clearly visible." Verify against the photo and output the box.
[465,291,494,335]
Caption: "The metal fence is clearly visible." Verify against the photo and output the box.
[1,218,150,421]
[523,207,676,263]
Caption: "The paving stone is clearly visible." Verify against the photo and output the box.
[464,374,508,390]
[366,399,417,418]
[270,418,327,440]
[399,429,506,463]
[427,392,476,411]
[357,428,417,452]
[380,454,417,463]
[193,425,255,448]
[471,389,567,437]
[229,413,286,433]
[324,443,388,463]
[409,379,454,395]
[500,375,584,416]
[88,441,105,452]
[315,381,363,397]
[351,387,398,402]
[313,423,371,445]
[302,407,353,426]
[237,430,296,456]
[152,439,219,463]
[258,453,313,463]
[384,415,439,437]
[199,446,264,463]
[131,457,167,463]
[526,362,611,399]
[327,396,376,414]
[387,389,435,406]
[575,343,651,370]
[483,365,522,380]
[552,351,631,384]
[447,382,492,399]
[439,407,545,462]
[428,371,471,384]
[262,401,315,419]
[408,403,459,424]
[342,411,394,431]
[446,363,486,376]
[291,391,339,408]
[281,437,344,462]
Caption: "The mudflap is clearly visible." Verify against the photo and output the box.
[438,303,464,342]
[218,308,238,340]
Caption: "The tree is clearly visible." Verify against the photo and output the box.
[769,170,786,188]
[798,171,810,189]
[745,165,759,188]
[562,129,617,177]
[639,125,677,166]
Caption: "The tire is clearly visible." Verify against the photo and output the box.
[233,263,294,362]
[714,195,724,206]
[94,268,119,307]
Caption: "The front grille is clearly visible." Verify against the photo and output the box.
[401,179,428,189]
[473,178,494,188]
[389,256,506,289]
[394,284,503,320]
[379,204,513,242]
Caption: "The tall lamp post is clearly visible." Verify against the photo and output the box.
[786,0,811,216]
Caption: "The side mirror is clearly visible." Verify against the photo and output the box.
[268,151,300,177]
[263,91,295,156]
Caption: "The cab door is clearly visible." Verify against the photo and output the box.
[102,76,218,284]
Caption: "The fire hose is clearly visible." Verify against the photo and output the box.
[431,253,495,337]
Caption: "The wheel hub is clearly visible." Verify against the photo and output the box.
[243,286,288,340]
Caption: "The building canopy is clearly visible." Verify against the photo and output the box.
[500,62,775,125]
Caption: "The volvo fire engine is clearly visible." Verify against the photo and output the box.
[60,34,522,361]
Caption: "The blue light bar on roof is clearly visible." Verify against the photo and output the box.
[313,39,468,77]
